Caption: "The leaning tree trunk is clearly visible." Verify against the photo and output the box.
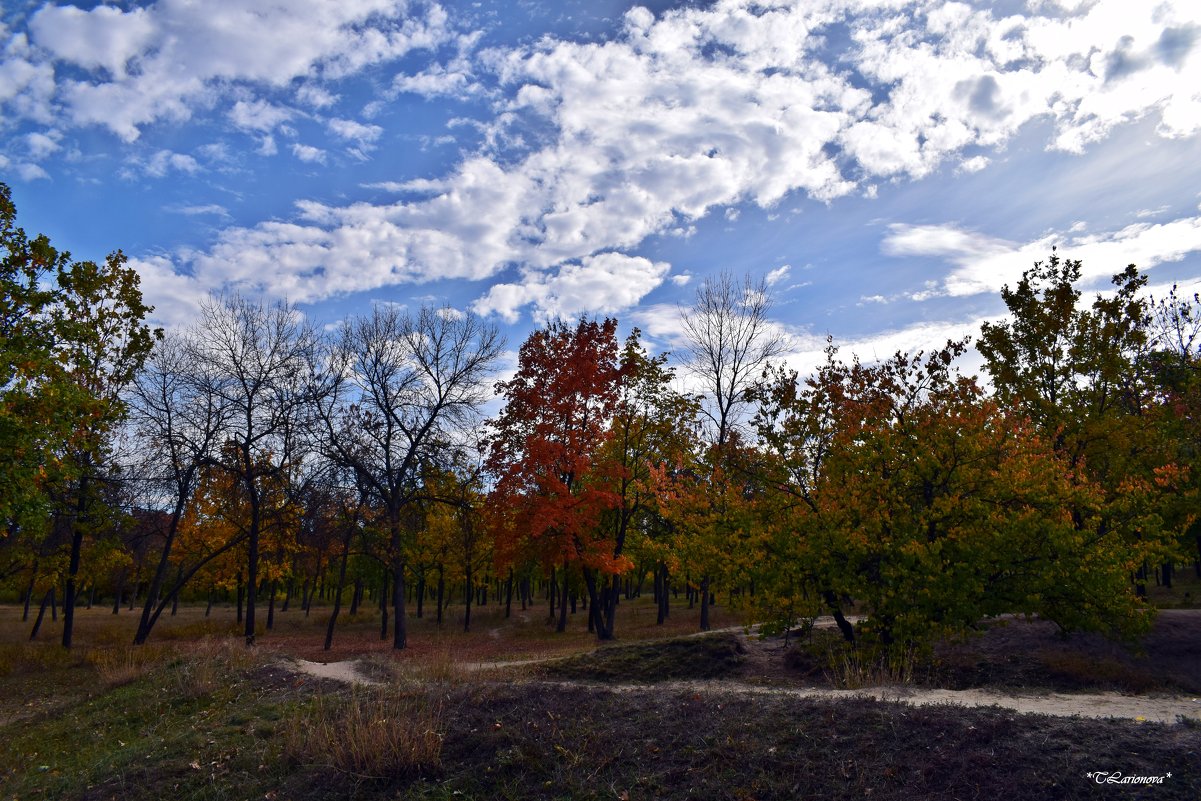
[324,533,352,651]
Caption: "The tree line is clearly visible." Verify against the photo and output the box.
[2,182,1198,662]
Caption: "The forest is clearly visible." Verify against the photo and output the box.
[3,177,1200,670]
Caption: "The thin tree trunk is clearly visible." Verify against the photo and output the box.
[349,577,362,616]
[436,564,445,625]
[416,571,425,619]
[463,564,473,633]
[556,562,569,633]
[324,534,352,651]
[61,468,90,649]
[379,566,389,641]
[266,579,277,630]
[21,565,36,622]
[699,575,711,631]
[236,570,244,624]
[30,588,55,640]
[505,569,514,619]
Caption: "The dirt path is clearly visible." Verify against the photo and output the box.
[289,657,380,685]
[617,680,1201,725]
[285,656,1201,724]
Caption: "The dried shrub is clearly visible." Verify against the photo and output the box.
[283,687,444,779]
[85,644,171,686]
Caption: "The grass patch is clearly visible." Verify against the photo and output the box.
[541,631,748,683]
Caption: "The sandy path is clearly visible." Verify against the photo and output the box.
[289,658,380,685]
[285,656,1201,724]
[633,680,1201,725]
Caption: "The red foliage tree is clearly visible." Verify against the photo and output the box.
[486,317,629,632]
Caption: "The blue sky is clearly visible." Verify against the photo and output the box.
[3,0,1201,379]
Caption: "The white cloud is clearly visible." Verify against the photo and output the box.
[765,265,791,287]
[134,149,201,178]
[291,143,327,164]
[328,118,383,151]
[15,162,49,181]
[39,0,1201,324]
[882,214,1201,298]
[228,99,294,132]
[24,130,61,159]
[171,204,230,218]
[6,0,454,141]
[472,252,671,323]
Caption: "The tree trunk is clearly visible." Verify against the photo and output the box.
[324,534,352,651]
[30,588,55,640]
[658,564,670,624]
[463,564,473,633]
[112,569,125,615]
[21,565,36,622]
[436,564,445,625]
[62,470,90,649]
[205,588,213,617]
[392,560,407,649]
[823,590,856,645]
[556,562,569,633]
[699,575,711,631]
[415,572,424,619]
[266,579,277,630]
[379,566,389,641]
[236,570,244,624]
[349,577,362,616]
[505,569,514,619]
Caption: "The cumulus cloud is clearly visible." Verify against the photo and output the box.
[11,0,1200,324]
[472,252,672,323]
[6,0,454,141]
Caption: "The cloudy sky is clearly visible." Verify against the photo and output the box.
[3,0,1201,376]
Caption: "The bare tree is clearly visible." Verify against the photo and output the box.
[678,271,785,630]
[128,331,232,644]
[192,294,321,646]
[680,271,786,448]
[317,305,502,650]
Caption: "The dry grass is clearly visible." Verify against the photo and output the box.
[83,644,173,686]
[283,686,445,779]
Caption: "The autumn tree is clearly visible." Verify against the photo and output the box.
[595,331,699,638]
[424,451,490,632]
[751,340,1158,663]
[977,252,1180,596]
[486,317,628,634]
[317,304,502,649]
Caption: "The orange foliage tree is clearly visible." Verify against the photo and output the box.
[486,317,628,634]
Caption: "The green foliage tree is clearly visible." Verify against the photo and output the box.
[0,182,159,648]
[977,251,1181,596]
[1,182,71,534]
